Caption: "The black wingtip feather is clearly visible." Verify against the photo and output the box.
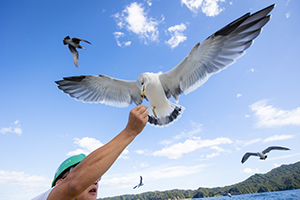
[148,107,182,126]
[63,76,86,82]
[214,13,250,37]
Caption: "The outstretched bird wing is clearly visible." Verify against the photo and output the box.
[72,38,91,44]
[262,146,290,154]
[139,176,143,185]
[55,75,142,107]
[241,152,258,164]
[68,45,79,67]
[159,4,274,103]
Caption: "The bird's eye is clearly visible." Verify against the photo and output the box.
[141,82,144,85]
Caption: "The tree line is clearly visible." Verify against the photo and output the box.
[99,161,300,200]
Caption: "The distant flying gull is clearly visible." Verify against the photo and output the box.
[63,36,91,67]
[133,176,144,189]
[56,4,275,127]
[241,146,290,164]
[215,191,232,197]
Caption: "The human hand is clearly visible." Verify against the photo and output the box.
[125,105,148,136]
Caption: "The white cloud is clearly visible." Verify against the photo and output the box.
[67,137,103,156]
[67,137,129,159]
[250,99,300,128]
[207,145,230,158]
[0,120,22,135]
[134,149,145,154]
[207,152,219,158]
[263,134,295,143]
[286,12,290,18]
[181,0,225,17]
[237,94,242,98]
[145,0,152,6]
[0,170,50,189]
[113,32,132,47]
[140,162,149,167]
[165,23,187,49]
[274,163,281,168]
[153,137,232,159]
[242,168,259,174]
[244,138,262,146]
[113,2,160,45]
[160,121,202,145]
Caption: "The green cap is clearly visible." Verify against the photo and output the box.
[51,154,86,187]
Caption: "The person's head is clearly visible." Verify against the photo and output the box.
[52,154,86,187]
[52,154,100,200]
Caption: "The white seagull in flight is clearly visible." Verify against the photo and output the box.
[241,146,290,164]
[56,4,275,127]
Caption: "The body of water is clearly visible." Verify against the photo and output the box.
[191,189,300,200]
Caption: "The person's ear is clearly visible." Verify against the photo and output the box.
[55,178,63,186]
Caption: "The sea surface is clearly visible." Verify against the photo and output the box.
[190,189,300,200]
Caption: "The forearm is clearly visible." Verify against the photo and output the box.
[74,128,137,189]
[48,105,148,200]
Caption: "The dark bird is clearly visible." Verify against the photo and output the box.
[63,36,91,67]
[56,5,275,127]
[241,146,290,164]
[133,176,144,189]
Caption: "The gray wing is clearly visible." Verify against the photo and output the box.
[55,75,142,107]
[262,146,290,154]
[159,4,274,102]
[68,45,79,67]
[241,152,258,164]
[73,38,91,44]
[140,176,143,184]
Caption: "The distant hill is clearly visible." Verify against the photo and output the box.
[98,161,300,200]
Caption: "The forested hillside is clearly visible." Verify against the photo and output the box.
[99,161,300,200]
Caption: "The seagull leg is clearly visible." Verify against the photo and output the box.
[152,106,157,118]
[141,90,146,101]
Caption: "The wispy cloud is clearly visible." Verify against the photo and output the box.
[266,153,300,161]
[263,134,295,143]
[165,23,187,49]
[0,170,50,189]
[244,138,262,146]
[159,121,202,146]
[153,136,232,159]
[113,2,161,45]
[237,94,242,98]
[250,99,300,128]
[0,120,22,135]
[207,145,231,158]
[102,164,207,189]
[181,0,225,17]
[242,168,259,174]
[113,32,132,47]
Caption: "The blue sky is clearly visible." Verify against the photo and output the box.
[1,0,300,199]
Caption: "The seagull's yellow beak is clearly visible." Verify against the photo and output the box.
[141,86,145,101]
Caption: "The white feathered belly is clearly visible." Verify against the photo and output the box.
[145,83,171,118]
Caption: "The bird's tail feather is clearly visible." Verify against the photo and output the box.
[147,101,185,127]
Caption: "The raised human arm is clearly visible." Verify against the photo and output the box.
[47,105,148,200]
